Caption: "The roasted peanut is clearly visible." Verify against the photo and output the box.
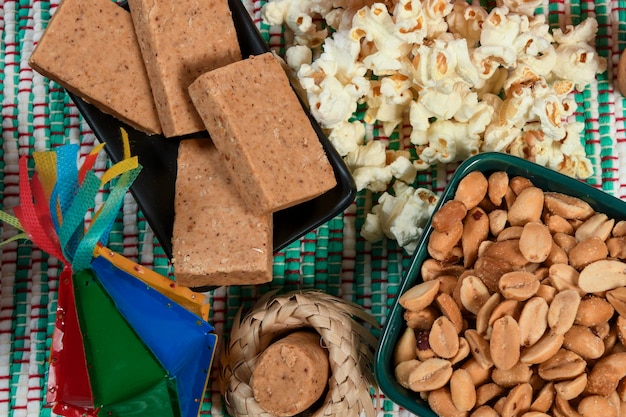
[453,273,473,312]
[548,263,582,295]
[508,187,544,226]
[536,284,557,304]
[575,213,615,242]
[428,387,468,417]
[490,315,521,371]
[529,372,546,393]
[488,171,509,206]
[553,232,578,254]
[399,279,440,312]
[491,361,533,387]
[488,299,522,327]
[548,289,581,335]
[563,325,605,360]
[594,320,612,340]
[510,176,534,195]
[568,236,608,270]
[498,271,540,301]
[613,220,626,237]
[522,412,551,417]
[478,240,493,257]
[537,349,586,381]
[417,345,437,361]
[616,316,626,348]
[483,239,529,268]
[462,207,490,267]
[504,187,517,208]
[394,326,418,365]
[553,394,582,417]
[429,222,464,262]
[405,306,439,330]
[534,266,550,281]
[543,192,595,220]
[607,237,626,259]
[488,209,508,237]
[437,275,459,295]
[479,195,499,213]
[475,292,501,335]
[455,171,488,210]
[493,396,506,415]
[450,337,471,365]
[545,214,575,235]
[518,296,549,347]
[473,255,514,292]
[544,242,569,267]
[519,222,553,263]
[586,353,626,396]
[421,258,466,282]
[497,226,524,241]
[521,332,564,365]
[459,275,491,315]
[471,405,499,417]
[393,171,626,417]
[476,383,504,407]
[554,373,587,400]
[605,332,621,354]
[607,287,626,317]
[433,200,468,233]
[461,357,492,386]
[578,395,618,417]
[408,358,454,392]
[575,295,614,327]
[395,359,421,388]
[617,378,626,402]
[437,293,465,334]
[579,259,626,293]
[430,316,460,359]
[568,218,585,230]
[450,369,476,412]
[500,383,532,417]
[465,329,494,370]
[530,381,555,413]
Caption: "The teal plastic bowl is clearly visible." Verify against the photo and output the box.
[374,152,626,416]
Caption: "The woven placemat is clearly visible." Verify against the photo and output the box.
[0,0,625,416]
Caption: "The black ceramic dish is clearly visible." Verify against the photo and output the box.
[67,0,356,291]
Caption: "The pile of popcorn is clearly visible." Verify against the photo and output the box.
[262,0,607,253]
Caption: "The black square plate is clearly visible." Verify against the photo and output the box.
[67,0,356,286]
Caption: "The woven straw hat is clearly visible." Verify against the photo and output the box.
[220,290,380,417]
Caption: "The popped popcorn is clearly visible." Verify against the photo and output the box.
[261,0,332,47]
[327,120,366,156]
[344,139,387,171]
[389,155,418,184]
[296,29,370,128]
[262,0,607,253]
[361,183,439,252]
[352,166,394,192]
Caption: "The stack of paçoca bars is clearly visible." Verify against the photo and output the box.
[29,0,338,288]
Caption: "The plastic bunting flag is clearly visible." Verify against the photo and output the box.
[0,131,217,417]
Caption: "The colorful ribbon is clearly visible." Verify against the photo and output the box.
[0,132,132,415]
[0,129,216,417]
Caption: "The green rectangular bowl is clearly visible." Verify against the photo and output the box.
[374,152,626,416]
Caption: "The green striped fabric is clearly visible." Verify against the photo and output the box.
[0,0,625,416]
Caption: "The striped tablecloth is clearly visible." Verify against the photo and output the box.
[1,0,625,416]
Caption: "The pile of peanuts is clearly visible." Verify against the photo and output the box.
[392,170,626,417]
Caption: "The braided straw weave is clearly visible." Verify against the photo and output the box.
[220,290,379,417]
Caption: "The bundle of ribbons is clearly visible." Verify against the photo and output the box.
[0,132,216,417]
